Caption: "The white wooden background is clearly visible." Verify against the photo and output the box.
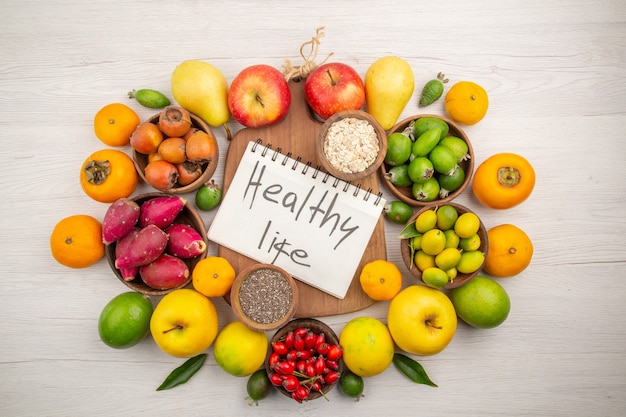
[1,0,625,416]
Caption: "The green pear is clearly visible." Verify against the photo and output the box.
[365,56,414,130]
[171,60,230,128]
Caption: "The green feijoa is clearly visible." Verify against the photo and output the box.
[439,135,470,162]
[407,157,434,184]
[437,166,466,198]
[339,369,365,399]
[411,127,442,158]
[128,88,171,109]
[419,72,448,107]
[413,117,449,141]
[384,201,414,224]
[385,132,412,166]
[429,145,458,175]
[422,267,449,289]
[195,180,222,211]
[385,164,413,187]
[246,368,272,405]
[412,177,440,202]
[436,205,459,231]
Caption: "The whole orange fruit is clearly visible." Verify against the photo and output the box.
[192,256,236,297]
[359,259,402,301]
[94,103,140,147]
[50,215,105,268]
[483,224,533,277]
[472,152,535,209]
[80,149,138,203]
[444,81,489,125]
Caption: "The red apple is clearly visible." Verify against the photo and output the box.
[304,62,365,120]
[227,64,291,128]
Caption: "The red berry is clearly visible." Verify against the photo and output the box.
[293,327,308,338]
[268,352,281,367]
[275,360,295,375]
[296,359,306,374]
[304,331,317,350]
[324,370,339,385]
[294,334,305,351]
[305,362,316,378]
[314,357,326,375]
[269,372,283,386]
[284,332,295,350]
[309,380,322,392]
[327,344,343,361]
[296,349,312,360]
[291,391,303,403]
[286,350,298,362]
[316,342,330,356]
[295,385,310,401]
[272,341,288,356]
[325,359,339,370]
[315,332,326,349]
[282,374,299,392]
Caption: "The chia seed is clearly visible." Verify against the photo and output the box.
[238,268,293,324]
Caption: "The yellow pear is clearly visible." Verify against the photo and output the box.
[365,56,414,130]
[171,60,230,128]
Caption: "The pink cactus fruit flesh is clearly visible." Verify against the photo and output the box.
[138,196,186,229]
[139,253,190,290]
[165,223,207,258]
[114,224,168,269]
[101,198,140,244]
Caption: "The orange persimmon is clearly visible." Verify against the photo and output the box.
[471,153,535,209]
[80,149,138,203]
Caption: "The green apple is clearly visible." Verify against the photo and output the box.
[449,275,510,329]
[387,285,457,355]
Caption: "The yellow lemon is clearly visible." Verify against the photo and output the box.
[339,317,394,377]
[213,321,268,377]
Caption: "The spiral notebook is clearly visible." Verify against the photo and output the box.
[208,140,386,299]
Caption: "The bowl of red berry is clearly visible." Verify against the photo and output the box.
[266,318,344,402]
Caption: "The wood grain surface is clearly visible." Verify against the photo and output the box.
[1,1,625,416]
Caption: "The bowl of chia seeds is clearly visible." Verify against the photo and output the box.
[229,263,299,332]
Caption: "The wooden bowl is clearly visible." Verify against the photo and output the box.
[230,263,299,332]
[266,318,343,401]
[379,114,474,207]
[133,112,219,194]
[105,192,208,296]
[400,202,488,289]
[316,110,387,183]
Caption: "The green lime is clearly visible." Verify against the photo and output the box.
[195,180,222,211]
[435,247,462,270]
[98,292,153,349]
[410,234,423,251]
[446,267,458,282]
[428,145,458,175]
[443,229,460,248]
[421,229,446,256]
[459,233,482,251]
[246,369,272,405]
[454,212,480,238]
[414,250,435,271]
[384,201,414,224]
[412,177,440,202]
[411,128,442,158]
[407,157,434,183]
[457,250,485,274]
[435,205,459,230]
[439,135,470,162]
[386,164,413,187]
[415,209,437,233]
[449,276,510,328]
[385,132,412,166]
[339,369,365,399]
[422,267,449,288]
[412,117,449,141]
[438,166,465,197]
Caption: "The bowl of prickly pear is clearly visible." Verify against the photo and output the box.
[379,114,474,207]
[399,202,488,289]
[266,318,344,403]
[131,106,219,195]
[103,192,208,296]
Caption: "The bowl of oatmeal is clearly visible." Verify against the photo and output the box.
[316,110,387,183]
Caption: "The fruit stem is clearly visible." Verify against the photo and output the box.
[162,324,184,334]
[84,159,111,185]
[497,166,521,188]
[325,69,337,86]
[222,123,232,141]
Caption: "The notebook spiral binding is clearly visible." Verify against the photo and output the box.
[252,138,383,205]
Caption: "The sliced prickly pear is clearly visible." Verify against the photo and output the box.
[102,198,140,244]
[114,224,168,269]
[140,253,189,290]
[166,223,207,258]
[139,196,186,228]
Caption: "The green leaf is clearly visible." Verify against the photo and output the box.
[393,353,438,387]
[398,221,420,239]
[156,353,207,391]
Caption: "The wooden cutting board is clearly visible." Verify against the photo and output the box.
[218,80,387,317]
